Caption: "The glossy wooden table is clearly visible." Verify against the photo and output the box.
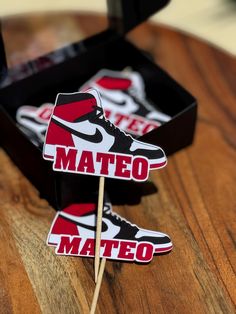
[0,15,235,314]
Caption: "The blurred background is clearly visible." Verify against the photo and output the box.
[1,0,236,68]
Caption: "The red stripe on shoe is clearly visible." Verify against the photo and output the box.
[43,154,54,160]
[48,242,57,246]
[150,161,167,169]
[96,76,132,90]
[53,98,96,122]
[63,203,96,216]
[155,245,173,253]
[45,121,74,146]
[51,215,79,236]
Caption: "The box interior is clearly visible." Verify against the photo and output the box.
[0,30,195,133]
[0,27,196,210]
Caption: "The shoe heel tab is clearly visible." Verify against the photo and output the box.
[84,88,102,107]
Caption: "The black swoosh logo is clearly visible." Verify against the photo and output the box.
[59,214,108,232]
[101,94,126,106]
[51,117,103,143]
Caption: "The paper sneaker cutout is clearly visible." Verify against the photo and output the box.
[79,69,171,136]
[47,202,173,262]
[16,103,54,146]
[43,89,167,181]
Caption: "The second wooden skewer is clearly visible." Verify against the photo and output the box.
[94,176,105,282]
[90,257,106,314]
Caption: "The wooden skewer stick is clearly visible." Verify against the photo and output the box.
[90,257,106,314]
[94,176,105,282]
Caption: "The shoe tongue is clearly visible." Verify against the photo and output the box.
[85,88,102,107]
[104,208,111,215]
[84,88,104,118]
[128,72,146,99]
[103,203,112,214]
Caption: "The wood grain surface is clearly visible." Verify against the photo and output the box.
[0,14,236,314]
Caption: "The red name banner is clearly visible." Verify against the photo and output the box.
[55,236,154,263]
[52,146,150,181]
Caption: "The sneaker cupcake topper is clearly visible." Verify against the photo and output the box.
[43,89,167,181]
[47,201,172,262]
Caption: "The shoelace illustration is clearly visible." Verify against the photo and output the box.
[103,204,139,234]
[92,105,133,144]
[121,80,167,118]
[129,85,145,101]
[124,88,157,114]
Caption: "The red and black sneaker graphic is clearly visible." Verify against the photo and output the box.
[43,89,167,179]
[16,103,53,147]
[80,69,171,136]
[47,202,173,262]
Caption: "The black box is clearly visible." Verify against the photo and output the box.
[0,0,197,209]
